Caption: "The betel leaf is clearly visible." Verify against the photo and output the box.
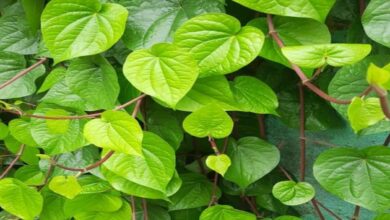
[41,0,128,63]
[168,173,221,211]
[9,118,37,147]
[30,104,86,155]
[174,13,264,78]
[233,0,335,22]
[21,0,45,34]
[281,44,372,68]
[231,76,278,115]
[272,181,315,206]
[65,55,120,110]
[200,205,256,220]
[313,146,390,212]
[49,176,82,199]
[347,97,385,133]
[362,0,390,48]
[14,165,45,186]
[248,16,331,70]
[44,109,70,134]
[102,132,175,198]
[0,122,8,140]
[39,189,67,220]
[4,136,39,165]
[0,51,45,99]
[123,43,198,107]
[74,201,132,220]
[183,104,234,138]
[366,63,390,90]
[274,216,301,220]
[84,110,143,156]
[0,178,43,220]
[118,0,225,50]
[205,154,231,176]
[37,66,66,94]
[224,137,280,188]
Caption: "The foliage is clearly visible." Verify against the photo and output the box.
[0,0,389,219]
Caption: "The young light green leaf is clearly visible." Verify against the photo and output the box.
[362,0,390,48]
[313,146,390,212]
[84,110,143,156]
[37,67,66,93]
[183,104,234,138]
[123,43,198,107]
[45,109,70,134]
[41,0,128,63]
[174,13,264,77]
[233,0,335,22]
[0,178,43,220]
[0,51,45,99]
[205,154,231,176]
[366,63,390,90]
[200,205,256,220]
[49,176,82,199]
[65,55,120,110]
[272,181,315,206]
[281,44,372,68]
[102,132,175,198]
[274,216,302,220]
[224,137,280,188]
[119,0,225,50]
[347,97,385,133]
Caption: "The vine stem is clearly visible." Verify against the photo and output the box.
[208,172,219,207]
[266,14,354,105]
[131,196,137,220]
[208,136,221,155]
[351,206,360,220]
[0,144,25,179]
[311,199,325,220]
[316,200,343,220]
[257,114,266,139]
[243,196,262,218]
[359,0,366,16]
[299,84,306,181]
[142,198,148,220]
[372,86,390,119]
[0,58,47,90]
[384,133,390,146]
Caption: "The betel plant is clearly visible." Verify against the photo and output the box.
[0,0,389,219]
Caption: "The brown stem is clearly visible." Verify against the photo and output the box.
[132,97,144,118]
[311,199,325,220]
[384,133,390,146]
[279,166,293,181]
[359,0,366,16]
[142,199,148,220]
[372,86,390,119]
[131,196,137,220]
[299,84,306,181]
[0,144,25,179]
[208,137,221,155]
[208,172,219,206]
[310,67,323,81]
[0,58,47,90]
[54,150,114,172]
[257,115,266,140]
[243,196,262,218]
[351,206,360,220]
[316,200,343,220]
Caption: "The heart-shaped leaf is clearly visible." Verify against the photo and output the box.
[41,0,128,63]
[348,97,385,133]
[313,146,390,212]
[224,137,280,188]
[73,202,132,220]
[272,181,315,206]
[205,154,231,176]
[281,44,372,68]
[362,0,390,48]
[123,43,198,107]
[83,110,143,156]
[233,0,335,22]
[183,104,233,138]
[174,13,264,77]
[366,63,390,90]
[49,176,82,199]
[0,178,43,220]
[200,205,256,220]
[0,122,8,140]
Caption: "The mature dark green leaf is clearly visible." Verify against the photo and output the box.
[21,0,45,34]
[74,201,132,220]
[0,122,8,140]
[8,117,37,146]
[39,189,67,220]
[14,165,44,186]
[37,67,66,94]
[362,0,390,48]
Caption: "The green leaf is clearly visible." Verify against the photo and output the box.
[281,44,372,68]
[84,110,143,156]
[200,205,256,220]
[233,0,335,22]
[375,213,390,220]
[205,154,231,176]
[41,0,128,63]
[231,76,278,114]
[248,16,331,70]
[123,43,198,107]
[49,176,82,199]
[74,201,132,220]
[40,189,67,220]
[224,137,280,188]
[347,97,385,133]
[168,173,221,211]
[102,132,176,198]
[119,0,225,50]
[14,165,44,186]
[0,122,8,140]
[313,146,390,212]
[183,104,234,138]
[78,175,112,195]
[37,67,67,94]
[4,135,39,165]
[362,0,390,48]
[0,51,45,99]
[0,178,43,220]
[174,13,264,77]
[30,104,86,155]
[44,109,70,134]
[366,63,390,90]
[65,55,120,110]
[274,216,302,220]
[21,0,45,34]
[272,181,315,206]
